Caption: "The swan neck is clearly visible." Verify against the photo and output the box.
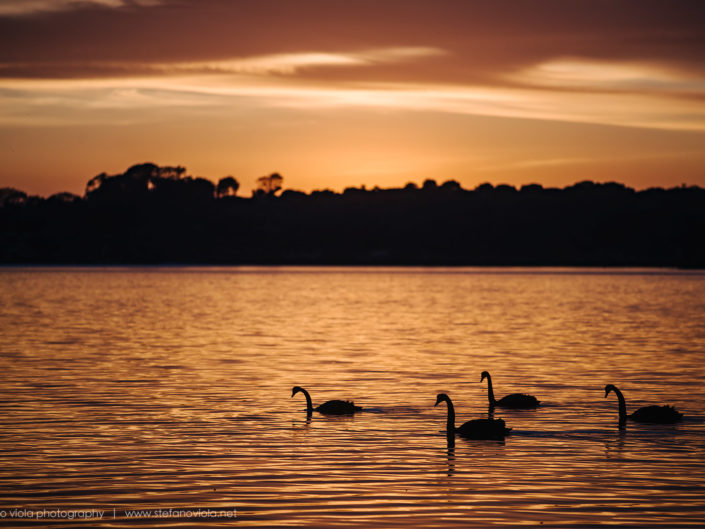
[445,397,456,434]
[300,388,313,416]
[485,374,496,405]
[616,389,627,427]
[612,386,627,427]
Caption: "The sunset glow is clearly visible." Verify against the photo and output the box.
[1,0,704,196]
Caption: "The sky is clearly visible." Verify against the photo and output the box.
[1,0,704,197]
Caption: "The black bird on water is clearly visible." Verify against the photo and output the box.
[291,386,362,417]
[481,370,540,409]
[435,393,511,443]
[604,384,683,429]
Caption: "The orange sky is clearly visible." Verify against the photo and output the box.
[1,0,704,197]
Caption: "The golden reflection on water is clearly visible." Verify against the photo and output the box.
[0,267,704,527]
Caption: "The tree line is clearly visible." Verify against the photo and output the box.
[1,162,704,267]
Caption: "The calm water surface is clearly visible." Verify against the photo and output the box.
[1,267,704,527]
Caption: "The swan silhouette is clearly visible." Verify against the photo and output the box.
[435,393,511,440]
[481,370,540,408]
[291,386,362,417]
[604,384,683,428]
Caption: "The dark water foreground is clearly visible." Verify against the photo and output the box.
[1,267,704,527]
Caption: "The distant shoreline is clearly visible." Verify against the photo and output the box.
[1,265,703,273]
[3,164,704,268]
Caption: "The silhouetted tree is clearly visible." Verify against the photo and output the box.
[85,172,108,195]
[343,186,367,196]
[422,179,438,191]
[85,163,190,202]
[254,173,283,197]
[150,175,215,202]
[495,184,517,193]
[217,176,240,198]
[3,164,705,268]
[48,192,81,204]
[569,180,597,192]
[311,189,336,197]
[280,189,307,200]
[155,165,187,180]
[440,180,462,191]
[475,182,494,192]
[520,183,543,193]
[85,163,157,201]
[0,187,27,207]
[188,177,216,201]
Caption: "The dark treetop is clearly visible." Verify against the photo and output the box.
[2,163,704,267]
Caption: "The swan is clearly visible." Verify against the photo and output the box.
[291,386,362,417]
[481,371,540,408]
[604,384,683,428]
[435,393,511,440]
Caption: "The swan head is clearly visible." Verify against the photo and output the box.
[480,371,490,382]
[435,393,449,407]
[291,386,303,398]
[604,384,616,398]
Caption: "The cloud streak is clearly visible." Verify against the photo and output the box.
[159,47,447,76]
[2,1,704,78]
[3,59,704,131]
[0,0,162,16]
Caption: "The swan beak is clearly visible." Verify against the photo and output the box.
[434,396,441,407]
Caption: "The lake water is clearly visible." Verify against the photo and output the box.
[1,267,704,527]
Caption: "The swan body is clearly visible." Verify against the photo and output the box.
[435,393,511,440]
[481,371,540,408]
[604,384,683,428]
[629,405,683,423]
[291,386,362,417]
